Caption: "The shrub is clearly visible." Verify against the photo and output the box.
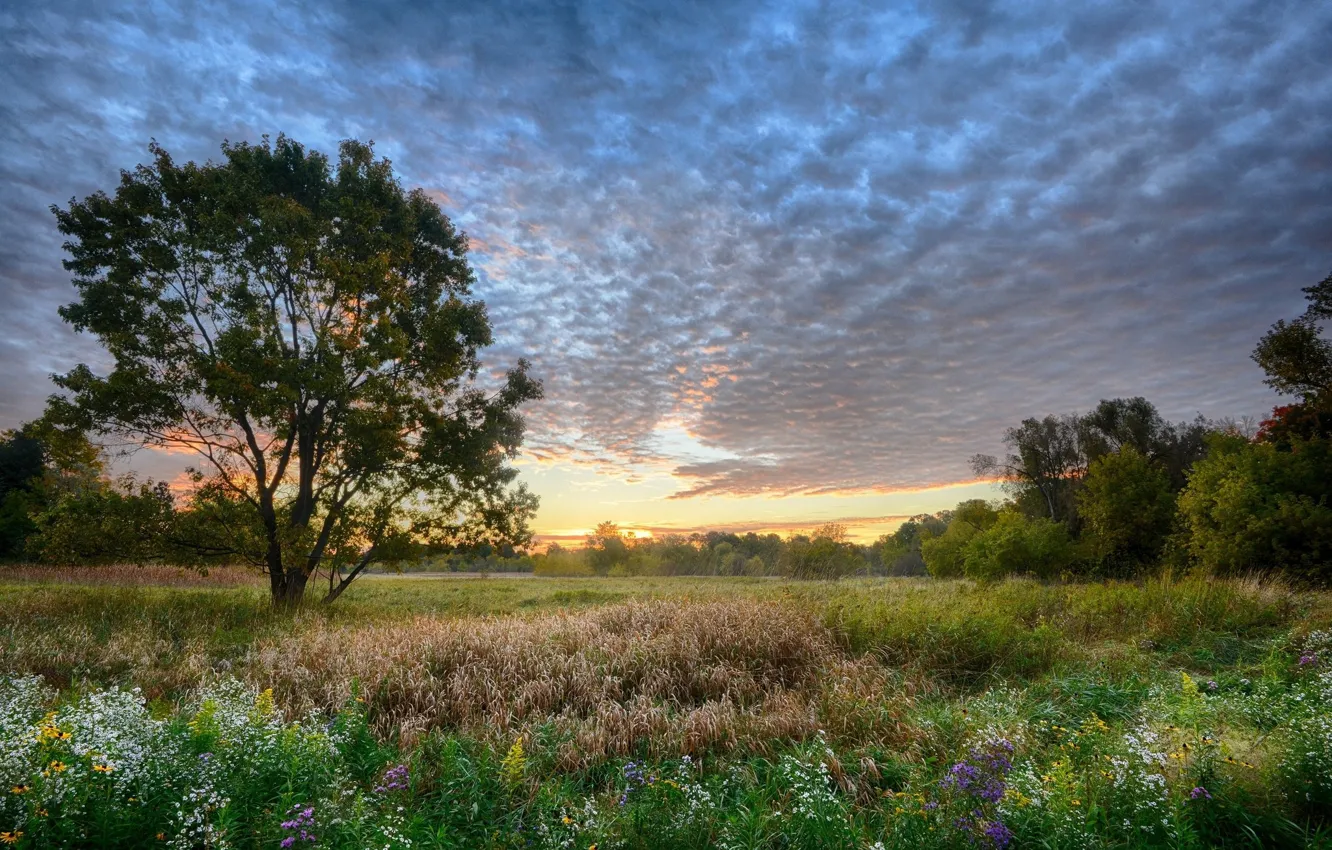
[961,511,1074,582]
[1177,435,1332,583]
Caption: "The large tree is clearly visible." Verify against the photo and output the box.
[971,414,1083,522]
[1252,271,1332,442]
[47,136,542,607]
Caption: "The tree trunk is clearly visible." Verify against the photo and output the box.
[274,569,309,611]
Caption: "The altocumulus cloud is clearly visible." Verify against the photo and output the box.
[1,0,1329,497]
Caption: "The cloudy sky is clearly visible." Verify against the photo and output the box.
[2,0,1329,543]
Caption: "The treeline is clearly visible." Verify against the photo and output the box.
[534,521,870,578]
[3,273,1329,584]
[536,272,1332,583]
[894,272,1332,584]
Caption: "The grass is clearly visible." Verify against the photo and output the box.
[0,569,1329,847]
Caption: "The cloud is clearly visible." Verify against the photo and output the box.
[1,0,1329,500]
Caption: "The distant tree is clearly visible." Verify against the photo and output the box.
[971,415,1083,522]
[873,512,949,576]
[920,500,999,578]
[45,136,541,607]
[585,521,630,575]
[781,523,865,580]
[961,510,1073,582]
[1078,446,1175,572]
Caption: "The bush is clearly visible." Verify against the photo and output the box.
[781,524,866,579]
[961,511,1074,582]
[921,501,999,578]
[1177,435,1332,583]
[532,549,595,576]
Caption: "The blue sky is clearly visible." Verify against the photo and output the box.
[2,0,1329,542]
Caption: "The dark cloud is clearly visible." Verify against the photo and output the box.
[2,0,1329,496]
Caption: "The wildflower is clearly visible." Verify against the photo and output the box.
[562,816,573,825]
[1298,654,1317,666]
[982,820,1013,849]
[375,764,409,794]
[0,832,21,845]
[156,834,165,841]
[47,760,66,773]
[7,786,26,795]
[93,763,115,773]
[500,736,526,788]
[1189,786,1212,800]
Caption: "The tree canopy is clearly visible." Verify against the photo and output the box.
[46,136,542,606]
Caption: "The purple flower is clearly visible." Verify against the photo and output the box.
[280,839,295,849]
[1190,786,1212,800]
[983,820,1014,849]
[1299,654,1318,667]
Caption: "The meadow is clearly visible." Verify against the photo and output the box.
[0,570,1330,849]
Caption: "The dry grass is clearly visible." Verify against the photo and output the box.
[246,599,913,766]
[1,573,1322,773]
[0,563,262,587]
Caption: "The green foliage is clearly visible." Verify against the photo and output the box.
[781,523,867,579]
[960,510,1074,582]
[920,500,998,578]
[27,479,179,565]
[1177,435,1332,582]
[46,135,541,606]
[584,521,632,575]
[873,513,947,577]
[1079,446,1176,573]
[1,575,1328,848]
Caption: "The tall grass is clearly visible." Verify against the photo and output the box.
[0,573,1329,847]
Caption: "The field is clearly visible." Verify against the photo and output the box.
[1,570,1331,848]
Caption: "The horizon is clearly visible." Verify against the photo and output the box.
[3,1,1329,546]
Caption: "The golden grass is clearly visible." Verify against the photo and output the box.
[0,572,1323,772]
[0,563,262,587]
[246,599,912,766]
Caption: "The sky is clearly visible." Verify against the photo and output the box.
[2,0,1330,546]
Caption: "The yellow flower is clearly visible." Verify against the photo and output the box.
[7,786,26,795]
[35,809,47,818]
[0,832,21,845]
[93,763,115,773]
[1071,800,1081,807]
[562,816,573,825]
[156,833,166,841]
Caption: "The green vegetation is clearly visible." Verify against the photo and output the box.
[0,573,1329,848]
[38,135,542,607]
[1,136,1329,848]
